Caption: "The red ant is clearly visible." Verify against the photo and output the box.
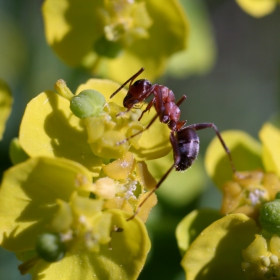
[110,68,237,221]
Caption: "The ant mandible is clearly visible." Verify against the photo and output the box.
[110,68,237,221]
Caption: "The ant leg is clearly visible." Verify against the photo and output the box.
[126,164,174,221]
[117,91,157,145]
[117,113,158,145]
[127,132,180,221]
[110,68,145,99]
[184,123,236,174]
[138,98,156,121]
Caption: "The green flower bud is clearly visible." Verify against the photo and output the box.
[70,89,106,119]
[94,36,123,58]
[35,233,66,262]
[259,200,280,234]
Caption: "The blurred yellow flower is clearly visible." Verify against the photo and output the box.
[42,0,189,82]
[236,0,279,17]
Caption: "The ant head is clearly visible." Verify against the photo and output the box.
[122,79,153,109]
[123,93,140,109]
[131,79,152,92]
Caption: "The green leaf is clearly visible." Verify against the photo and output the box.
[181,214,260,280]
[205,130,263,190]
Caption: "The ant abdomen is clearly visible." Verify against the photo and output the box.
[175,128,200,171]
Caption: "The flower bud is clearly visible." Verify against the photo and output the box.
[35,233,66,262]
[259,199,280,234]
[70,89,105,119]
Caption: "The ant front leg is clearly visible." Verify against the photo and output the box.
[184,123,237,174]
[138,97,156,121]
[116,113,158,145]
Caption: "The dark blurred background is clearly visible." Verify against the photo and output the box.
[0,0,279,279]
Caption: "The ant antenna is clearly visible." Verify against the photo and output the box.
[110,68,145,99]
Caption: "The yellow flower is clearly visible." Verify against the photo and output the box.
[17,78,171,174]
[176,122,280,279]
[242,234,280,279]
[2,76,176,278]
[0,153,151,279]
[42,0,189,82]
[235,0,279,17]
[220,170,280,221]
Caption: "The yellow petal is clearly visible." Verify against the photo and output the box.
[0,157,92,251]
[242,234,269,262]
[42,0,100,66]
[102,152,135,180]
[137,191,157,223]
[176,209,221,256]
[130,107,171,161]
[270,234,280,258]
[236,0,277,17]
[181,214,259,280]
[205,130,263,190]
[75,78,127,107]
[32,209,150,280]
[259,123,280,176]
[19,90,102,176]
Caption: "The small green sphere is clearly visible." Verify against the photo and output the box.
[35,233,66,262]
[259,200,280,234]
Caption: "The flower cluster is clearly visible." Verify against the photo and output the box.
[176,123,280,280]
[42,0,189,82]
[0,77,171,279]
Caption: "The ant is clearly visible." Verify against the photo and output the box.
[110,68,237,221]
